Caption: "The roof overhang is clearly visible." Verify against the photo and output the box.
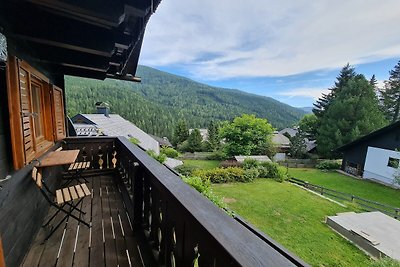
[0,0,162,81]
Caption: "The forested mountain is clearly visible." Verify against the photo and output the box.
[65,65,306,138]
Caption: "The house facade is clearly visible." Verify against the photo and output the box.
[337,121,400,186]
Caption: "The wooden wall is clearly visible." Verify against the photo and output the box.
[0,162,62,267]
[0,67,12,179]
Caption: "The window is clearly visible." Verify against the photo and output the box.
[6,57,66,169]
[388,157,400,169]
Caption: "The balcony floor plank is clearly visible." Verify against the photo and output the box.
[21,175,140,267]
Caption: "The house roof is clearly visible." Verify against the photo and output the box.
[149,134,172,147]
[279,128,298,138]
[234,155,272,163]
[336,121,400,152]
[0,0,162,81]
[272,132,290,147]
[72,114,159,153]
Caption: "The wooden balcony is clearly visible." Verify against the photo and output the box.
[19,137,308,267]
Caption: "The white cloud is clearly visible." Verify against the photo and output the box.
[141,0,400,80]
[279,87,330,100]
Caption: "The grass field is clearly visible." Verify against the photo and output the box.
[213,179,372,266]
[288,168,400,208]
[182,159,220,170]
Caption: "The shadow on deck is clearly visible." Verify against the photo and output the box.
[21,175,142,267]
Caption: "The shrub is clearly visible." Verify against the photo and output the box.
[182,176,226,209]
[369,258,400,267]
[243,168,259,182]
[258,161,288,182]
[160,146,179,158]
[242,158,259,169]
[206,150,228,160]
[146,150,167,164]
[316,160,341,170]
[219,160,242,168]
[129,137,140,145]
[174,165,196,176]
[193,167,245,183]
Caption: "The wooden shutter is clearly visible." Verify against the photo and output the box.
[52,86,66,140]
[19,66,35,163]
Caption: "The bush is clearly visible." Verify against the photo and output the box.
[219,160,242,168]
[182,176,226,209]
[369,258,400,267]
[174,165,196,176]
[316,160,341,170]
[146,150,167,164]
[160,146,179,158]
[243,168,259,182]
[258,161,288,182]
[206,150,228,160]
[242,158,259,169]
[193,167,245,183]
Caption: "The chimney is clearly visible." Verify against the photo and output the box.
[95,102,110,117]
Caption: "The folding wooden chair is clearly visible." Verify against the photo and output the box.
[56,146,91,186]
[32,167,91,241]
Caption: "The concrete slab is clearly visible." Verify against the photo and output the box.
[326,211,400,260]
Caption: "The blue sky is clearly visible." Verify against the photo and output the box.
[139,0,400,108]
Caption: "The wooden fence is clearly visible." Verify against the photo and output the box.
[289,177,400,219]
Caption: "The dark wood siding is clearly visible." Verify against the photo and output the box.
[341,128,400,171]
[0,67,12,179]
[0,162,62,267]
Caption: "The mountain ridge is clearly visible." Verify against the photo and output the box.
[65,65,306,138]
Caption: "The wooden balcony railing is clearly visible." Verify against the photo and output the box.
[64,136,309,267]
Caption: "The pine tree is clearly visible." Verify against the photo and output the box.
[317,75,387,157]
[379,61,400,123]
[370,74,378,88]
[187,128,203,152]
[173,120,189,146]
[313,63,356,119]
[207,121,220,150]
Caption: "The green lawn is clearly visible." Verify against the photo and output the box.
[288,168,400,208]
[213,179,371,267]
[182,159,220,170]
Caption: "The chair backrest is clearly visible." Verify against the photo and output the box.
[32,167,42,188]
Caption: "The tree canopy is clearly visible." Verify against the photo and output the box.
[219,114,275,157]
[316,74,387,157]
[379,60,400,123]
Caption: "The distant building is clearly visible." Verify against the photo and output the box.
[150,134,173,147]
[336,121,400,187]
[279,128,317,154]
[71,103,160,154]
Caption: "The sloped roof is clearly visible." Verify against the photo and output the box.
[73,114,159,153]
[279,128,298,138]
[336,121,400,152]
[149,134,172,147]
[234,155,272,163]
[272,132,290,147]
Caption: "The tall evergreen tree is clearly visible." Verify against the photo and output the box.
[173,120,189,146]
[379,61,400,123]
[370,74,378,88]
[187,128,203,152]
[317,75,387,157]
[313,64,356,119]
[207,121,220,150]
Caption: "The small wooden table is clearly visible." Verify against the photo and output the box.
[37,150,80,167]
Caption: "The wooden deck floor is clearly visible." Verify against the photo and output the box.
[21,175,143,267]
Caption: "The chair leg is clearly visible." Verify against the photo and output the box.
[42,203,67,227]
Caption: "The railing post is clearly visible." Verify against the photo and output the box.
[134,165,144,229]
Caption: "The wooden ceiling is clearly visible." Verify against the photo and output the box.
[0,0,162,81]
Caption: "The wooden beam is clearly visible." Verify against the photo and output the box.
[7,7,116,57]
[27,0,126,28]
[26,45,115,70]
